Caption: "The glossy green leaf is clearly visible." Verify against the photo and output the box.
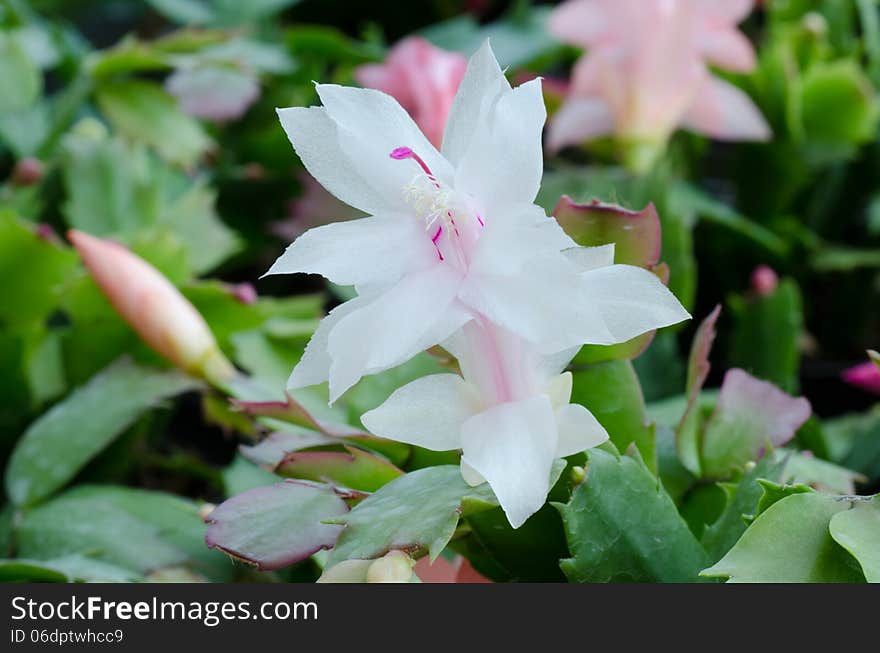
[829,495,880,582]
[328,466,497,564]
[558,449,709,582]
[5,359,198,506]
[702,493,865,583]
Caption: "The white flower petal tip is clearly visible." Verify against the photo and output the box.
[461,396,558,529]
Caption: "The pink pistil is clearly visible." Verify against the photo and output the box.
[390,146,439,187]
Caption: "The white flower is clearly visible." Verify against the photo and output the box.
[267,41,689,401]
[362,320,610,528]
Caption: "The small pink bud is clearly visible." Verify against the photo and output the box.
[750,265,779,296]
[12,157,44,186]
[230,282,257,305]
[68,230,235,384]
[842,360,880,395]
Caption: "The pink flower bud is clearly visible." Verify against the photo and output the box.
[750,264,779,296]
[355,37,467,149]
[842,360,880,395]
[12,157,44,186]
[68,230,235,384]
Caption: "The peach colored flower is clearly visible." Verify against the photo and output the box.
[69,230,235,383]
[356,37,467,148]
[547,0,770,153]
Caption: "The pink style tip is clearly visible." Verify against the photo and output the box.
[389,147,414,160]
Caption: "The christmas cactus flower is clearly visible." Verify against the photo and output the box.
[355,37,467,149]
[362,321,610,528]
[547,0,770,156]
[267,42,689,401]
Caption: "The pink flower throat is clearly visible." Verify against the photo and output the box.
[390,146,483,263]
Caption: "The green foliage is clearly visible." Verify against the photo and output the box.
[570,359,657,473]
[5,359,199,507]
[702,493,866,582]
[558,449,710,582]
[328,466,498,564]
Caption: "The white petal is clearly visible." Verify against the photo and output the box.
[469,205,577,277]
[361,374,478,451]
[580,264,692,342]
[455,77,546,209]
[442,40,509,167]
[287,292,375,390]
[326,264,465,401]
[554,403,609,457]
[563,243,615,272]
[460,256,617,353]
[316,84,454,197]
[461,395,558,528]
[546,97,615,151]
[276,107,397,215]
[545,371,573,409]
[265,213,433,286]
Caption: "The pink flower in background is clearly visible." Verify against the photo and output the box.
[750,264,779,296]
[842,360,880,395]
[356,37,467,148]
[547,0,771,152]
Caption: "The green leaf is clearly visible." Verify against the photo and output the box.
[422,5,563,69]
[0,32,42,112]
[677,306,722,476]
[796,60,879,149]
[570,359,657,473]
[829,495,880,582]
[558,449,710,582]
[5,359,199,506]
[96,80,212,168]
[329,466,497,564]
[701,457,787,561]
[60,125,162,236]
[0,212,78,327]
[702,493,865,582]
[728,278,803,394]
[16,485,225,577]
[0,556,140,582]
[223,454,280,496]
[206,480,348,571]
[277,447,403,492]
[700,370,811,478]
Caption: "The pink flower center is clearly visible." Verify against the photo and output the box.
[390,146,484,267]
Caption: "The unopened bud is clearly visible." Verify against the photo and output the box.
[12,157,44,186]
[366,551,415,583]
[316,559,373,583]
[750,265,778,296]
[803,12,827,37]
[68,230,236,384]
[570,465,586,484]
